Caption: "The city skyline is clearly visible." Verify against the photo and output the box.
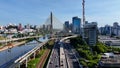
[0,0,120,27]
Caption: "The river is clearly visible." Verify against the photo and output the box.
[0,36,48,68]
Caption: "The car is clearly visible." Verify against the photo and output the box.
[60,64,63,66]
[50,61,53,64]
[55,65,59,67]
[58,42,61,45]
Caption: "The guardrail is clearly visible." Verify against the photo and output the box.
[14,40,48,63]
[0,36,42,43]
[46,40,56,68]
[60,35,77,68]
[9,39,49,68]
[45,35,78,68]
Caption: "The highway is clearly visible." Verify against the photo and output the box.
[47,40,60,68]
[0,36,42,43]
[47,35,79,68]
[60,42,67,68]
[64,40,81,68]
[0,42,38,68]
[0,36,48,68]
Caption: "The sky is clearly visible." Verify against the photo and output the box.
[0,0,120,27]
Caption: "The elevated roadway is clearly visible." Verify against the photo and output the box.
[0,36,42,43]
[9,39,49,68]
[47,35,81,68]
[59,35,82,68]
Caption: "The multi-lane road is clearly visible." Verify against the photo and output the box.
[64,40,81,68]
[0,36,42,43]
[47,40,60,68]
[47,36,82,68]
[60,42,68,68]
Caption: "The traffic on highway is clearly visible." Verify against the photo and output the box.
[64,40,81,68]
[47,40,60,68]
[47,36,82,68]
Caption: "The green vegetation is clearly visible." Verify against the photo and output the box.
[0,43,2,47]
[28,49,45,68]
[70,36,99,68]
[43,40,54,68]
[0,36,6,46]
[47,40,54,46]
[70,36,120,68]
[27,40,54,68]
[0,36,5,40]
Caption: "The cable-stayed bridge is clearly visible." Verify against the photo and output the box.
[43,12,63,33]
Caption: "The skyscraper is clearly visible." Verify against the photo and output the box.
[113,22,119,36]
[104,25,112,35]
[64,21,69,32]
[72,16,81,34]
[84,22,98,46]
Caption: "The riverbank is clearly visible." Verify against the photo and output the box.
[37,49,50,68]
[27,40,54,68]
[0,41,26,52]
